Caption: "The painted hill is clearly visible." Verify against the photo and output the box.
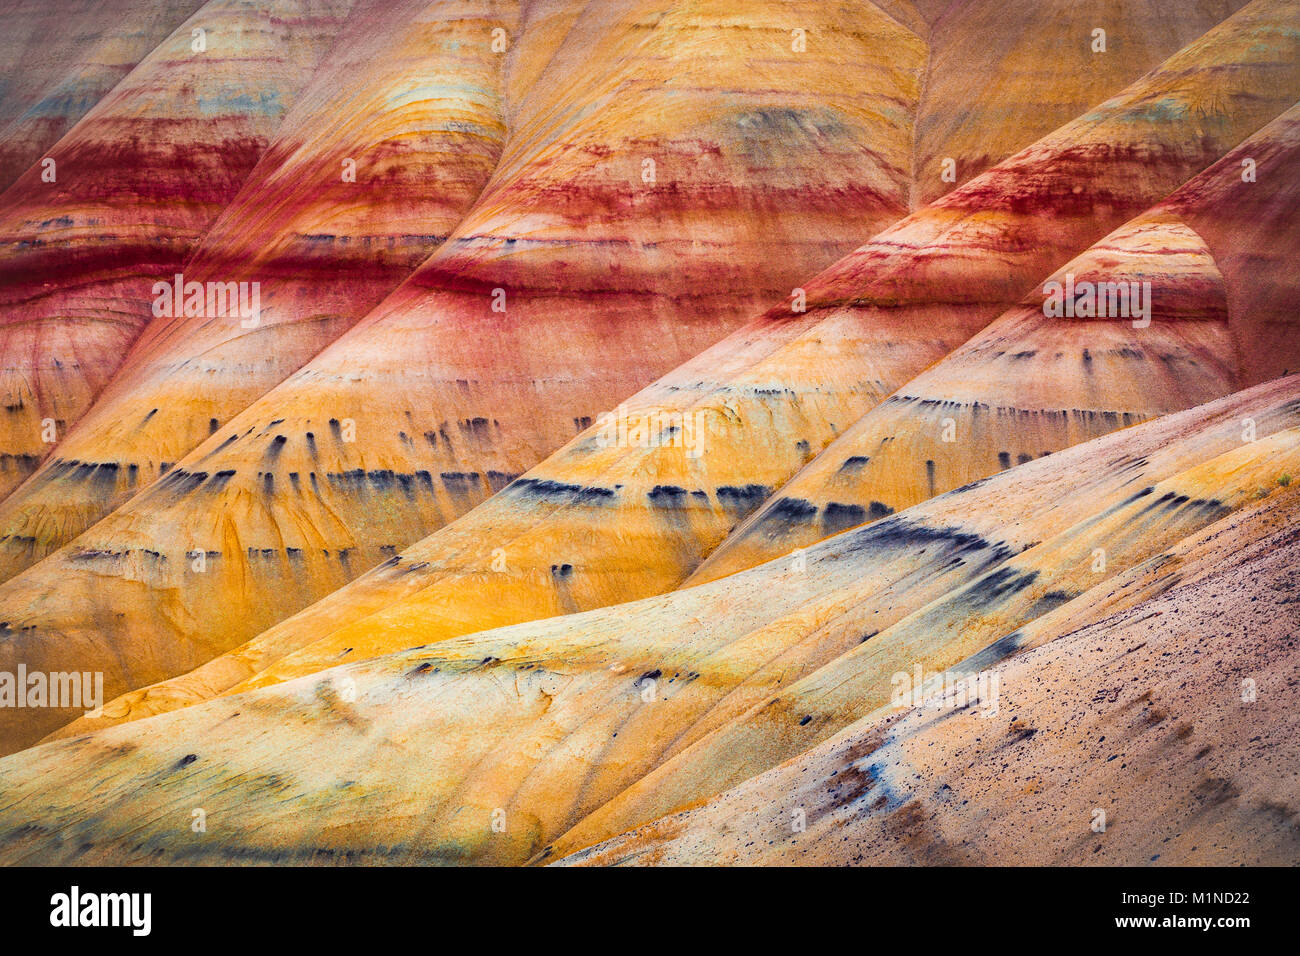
[0,0,519,582]
[695,100,1300,583]
[4,377,1296,863]
[0,0,354,499]
[0,0,1294,869]
[0,0,941,753]
[70,0,1300,730]
[564,491,1300,866]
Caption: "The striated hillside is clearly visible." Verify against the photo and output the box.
[68,0,1300,732]
[0,0,1295,869]
[0,0,355,499]
[0,0,937,752]
[6,378,1298,864]
[0,0,521,582]
[565,491,1300,866]
[695,101,1300,582]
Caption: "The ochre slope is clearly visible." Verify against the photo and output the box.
[0,0,354,498]
[0,0,205,190]
[137,0,1300,706]
[694,102,1300,583]
[0,0,520,581]
[542,419,1300,863]
[563,492,1300,866]
[0,0,936,754]
[8,378,1297,864]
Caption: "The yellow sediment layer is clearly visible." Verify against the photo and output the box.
[562,492,1300,865]
[5,378,1295,864]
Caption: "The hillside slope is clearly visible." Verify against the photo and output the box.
[3,378,1294,864]
[0,0,354,499]
[92,0,1300,722]
[0,0,520,581]
[695,101,1300,582]
[565,492,1300,866]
